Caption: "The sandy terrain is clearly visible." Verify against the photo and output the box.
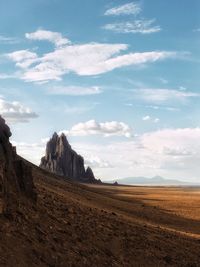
[1,166,200,266]
[87,184,200,238]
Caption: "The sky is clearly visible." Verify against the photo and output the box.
[0,0,200,182]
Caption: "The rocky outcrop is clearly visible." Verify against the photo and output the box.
[0,116,36,217]
[84,167,95,182]
[40,132,100,183]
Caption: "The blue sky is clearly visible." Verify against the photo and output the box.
[0,0,200,181]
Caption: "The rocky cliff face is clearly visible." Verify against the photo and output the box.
[0,116,36,217]
[40,133,99,183]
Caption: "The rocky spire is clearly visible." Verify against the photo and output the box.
[85,167,95,182]
[40,132,99,183]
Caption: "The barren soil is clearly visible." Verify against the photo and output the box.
[1,166,200,267]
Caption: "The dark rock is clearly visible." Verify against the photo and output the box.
[0,116,36,217]
[13,159,37,201]
[40,132,100,183]
[84,167,96,183]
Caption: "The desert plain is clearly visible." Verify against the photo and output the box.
[1,164,200,267]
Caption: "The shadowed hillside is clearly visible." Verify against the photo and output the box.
[1,117,200,266]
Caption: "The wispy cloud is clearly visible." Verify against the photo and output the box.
[193,28,200,32]
[71,127,200,180]
[85,156,113,169]
[142,115,160,123]
[142,115,150,121]
[154,118,160,123]
[59,120,133,138]
[141,128,200,157]
[6,32,177,82]
[159,78,168,84]
[142,115,151,121]
[103,2,161,35]
[103,19,161,34]
[132,88,200,103]
[46,86,102,96]
[25,29,71,47]
[7,50,38,69]
[7,50,37,61]
[10,140,45,165]
[104,2,141,16]
[145,105,179,111]
[0,73,17,79]
[0,97,38,123]
[0,35,19,44]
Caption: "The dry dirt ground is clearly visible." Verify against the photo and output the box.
[1,166,200,267]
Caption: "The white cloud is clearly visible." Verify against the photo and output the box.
[85,156,113,168]
[25,29,71,47]
[154,118,160,123]
[11,140,45,165]
[47,86,102,96]
[0,73,17,79]
[179,86,187,91]
[7,50,37,62]
[0,97,38,123]
[68,140,162,180]
[71,133,199,181]
[7,50,38,69]
[91,127,200,180]
[142,115,150,121]
[21,48,176,82]
[146,105,179,111]
[141,128,200,157]
[12,127,200,182]
[104,2,141,16]
[132,88,200,103]
[0,35,19,44]
[59,120,132,138]
[7,31,178,82]
[103,19,161,34]
[142,115,160,123]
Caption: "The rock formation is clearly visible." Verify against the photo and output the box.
[0,116,36,217]
[40,132,99,183]
[84,166,96,182]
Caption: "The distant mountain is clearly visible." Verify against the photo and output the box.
[108,176,196,186]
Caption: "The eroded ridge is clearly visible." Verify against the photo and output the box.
[0,116,36,217]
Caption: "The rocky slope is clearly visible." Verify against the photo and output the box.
[40,132,100,183]
[0,116,36,217]
[1,164,200,267]
[1,116,200,266]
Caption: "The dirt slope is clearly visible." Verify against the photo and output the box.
[0,164,200,267]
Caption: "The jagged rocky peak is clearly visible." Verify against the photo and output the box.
[40,132,100,183]
[0,116,36,217]
[85,167,95,181]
